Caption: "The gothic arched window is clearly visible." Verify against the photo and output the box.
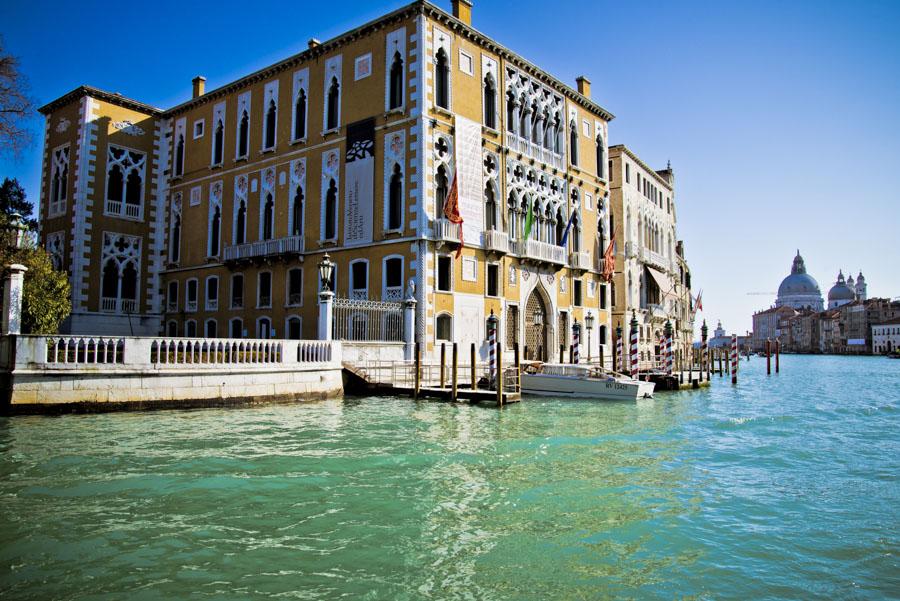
[485,183,497,231]
[506,91,516,135]
[389,51,404,110]
[326,77,340,130]
[569,121,579,166]
[388,163,403,231]
[175,135,184,176]
[170,213,181,264]
[483,75,496,129]
[264,99,277,149]
[107,165,123,202]
[435,165,448,211]
[238,110,249,158]
[291,186,304,236]
[121,262,138,303]
[435,48,450,109]
[235,200,247,245]
[294,90,307,140]
[262,193,274,240]
[125,169,142,206]
[324,178,337,240]
[209,205,221,257]
[213,120,224,165]
[102,260,119,301]
[596,134,605,179]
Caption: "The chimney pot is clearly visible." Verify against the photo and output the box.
[576,76,591,99]
[451,0,473,25]
[308,38,321,49]
[192,76,206,99]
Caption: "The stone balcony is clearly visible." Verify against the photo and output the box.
[483,229,509,255]
[223,235,304,265]
[568,250,591,272]
[434,218,461,246]
[515,239,566,267]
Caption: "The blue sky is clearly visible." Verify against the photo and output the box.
[2,0,899,333]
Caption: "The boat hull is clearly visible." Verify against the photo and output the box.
[521,373,655,400]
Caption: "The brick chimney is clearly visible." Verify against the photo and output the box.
[575,76,591,99]
[192,76,206,99]
[451,0,473,25]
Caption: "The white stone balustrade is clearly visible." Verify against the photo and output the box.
[223,235,304,262]
[483,229,509,254]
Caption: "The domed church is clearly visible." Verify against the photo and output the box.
[775,251,824,311]
[827,270,867,309]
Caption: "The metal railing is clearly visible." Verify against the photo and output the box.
[355,359,519,393]
[223,234,303,262]
[569,250,591,271]
[333,297,403,342]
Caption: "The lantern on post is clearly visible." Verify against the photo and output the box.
[317,252,336,340]
[584,311,595,363]
[1,213,29,336]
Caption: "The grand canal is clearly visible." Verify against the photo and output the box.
[1,354,897,599]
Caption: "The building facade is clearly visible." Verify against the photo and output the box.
[37,0,635,362]
[872,318,900,354]
[608,145,694,362]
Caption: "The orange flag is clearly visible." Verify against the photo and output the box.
[601,233,616,283]
[443,171,463,258]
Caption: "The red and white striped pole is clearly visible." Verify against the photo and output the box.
[629,312,639,378]
[488,310,498,388]
[730,334,738,385]
[616,332,624,372]
[573,320,581,364]
[666,334,673,375]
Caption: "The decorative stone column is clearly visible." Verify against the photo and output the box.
[318,290,334,341]
[2,264,28,335]
[403,293,417,361]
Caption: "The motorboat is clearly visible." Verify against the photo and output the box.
[520,363,655,400]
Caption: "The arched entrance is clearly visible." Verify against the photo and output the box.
[525,288,549,360]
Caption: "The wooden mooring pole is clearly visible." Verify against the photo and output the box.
[775,340,780,374]
[766,339,771,375]
[440,343,446,389]
[514,343,521,392]
[451,343,458,401]
[413,342,421,399]
[496,340,503,407]
[718,348,723,377]
[559,344,564,363]
[470,343,476,390]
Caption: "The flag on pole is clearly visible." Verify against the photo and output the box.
[558,211,575,247]
[523,198,534,242]
[694,290,703,312]
[443,170,463,258]
[601,232,616,283]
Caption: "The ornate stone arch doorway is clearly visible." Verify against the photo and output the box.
[524,286,551,360]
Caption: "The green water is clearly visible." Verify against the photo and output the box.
[0,355,897,599]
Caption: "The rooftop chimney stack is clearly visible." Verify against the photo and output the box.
[192,76,206,99]
[576,76,591,99]
[308,38,321,49]
[451,0,473,25]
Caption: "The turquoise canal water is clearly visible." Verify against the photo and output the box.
[1,355,898,599]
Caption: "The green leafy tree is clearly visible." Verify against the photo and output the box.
[0,177,37,229]
[0,214,71,334]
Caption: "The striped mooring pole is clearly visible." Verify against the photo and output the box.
[730,334,738,385]
[664,319,674,376]
[630,311,639,378]
[487,309,498,388]
[701,319,709,381]
[616,329,624,372]
[573,319,581,364]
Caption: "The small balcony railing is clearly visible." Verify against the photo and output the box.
[186,300,198,312]
[287,293,302,306]
[434,218,461,244]
[515,239,566,266]
[231,297,243,310]
[223,235,304,263]
[483,229,509,254]
[101,297,137,313]
[206,299,218,311]
[569,250,591,271]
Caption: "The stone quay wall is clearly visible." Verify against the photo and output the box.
[0,335,343,414]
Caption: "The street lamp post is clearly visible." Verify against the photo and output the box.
[532,308,543,361]
[317,253,335,341]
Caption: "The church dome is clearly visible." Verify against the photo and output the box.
[828,271,855,302]
[777,251,821,297]
[775,250,824,311]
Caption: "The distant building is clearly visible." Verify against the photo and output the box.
[751,305,797,351]
[872,318,900,354]
[827,270,857,309]
[775,251,823,311]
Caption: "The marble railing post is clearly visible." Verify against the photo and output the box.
[318,290,334,341]
[2,264,28,336]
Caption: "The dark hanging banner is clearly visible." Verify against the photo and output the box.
[344,118,376,246]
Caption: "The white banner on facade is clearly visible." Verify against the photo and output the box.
[344,119,375,246]
[454,115,484,247]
